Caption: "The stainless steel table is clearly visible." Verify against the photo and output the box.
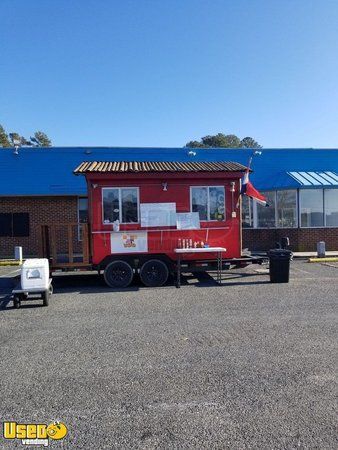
[174,247,227,288]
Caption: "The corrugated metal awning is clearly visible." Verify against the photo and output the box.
[288,171,338,186]
[74,160,248,174]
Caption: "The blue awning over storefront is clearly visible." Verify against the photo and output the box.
[287,171,338,186]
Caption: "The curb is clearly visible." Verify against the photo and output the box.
[0,261,21,266]
[308,257,338,263]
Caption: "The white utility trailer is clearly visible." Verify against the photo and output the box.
[12,259,53,308]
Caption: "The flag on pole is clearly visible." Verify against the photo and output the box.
[241,168,268,206]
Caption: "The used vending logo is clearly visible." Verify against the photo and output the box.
[3,421,68,446]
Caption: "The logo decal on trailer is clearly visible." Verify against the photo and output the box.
[111,232,148,253]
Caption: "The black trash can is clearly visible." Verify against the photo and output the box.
[268,249,293,283]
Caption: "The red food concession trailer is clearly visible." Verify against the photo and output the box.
[63,159,264,288]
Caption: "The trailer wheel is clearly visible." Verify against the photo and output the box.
[140,259,169,287]
[104,260,134,288]
[13,296,21,309]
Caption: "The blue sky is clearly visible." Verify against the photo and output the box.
[1,0,338,148]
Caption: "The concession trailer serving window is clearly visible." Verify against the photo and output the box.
[190,186,225,221]
[102,187,139,224]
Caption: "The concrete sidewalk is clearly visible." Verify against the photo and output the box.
[293,250,338,258]
[253,250,338,258]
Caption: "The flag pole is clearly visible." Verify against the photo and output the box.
[236,150,262,209]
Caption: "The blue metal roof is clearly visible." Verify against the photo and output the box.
[0,147,337,196]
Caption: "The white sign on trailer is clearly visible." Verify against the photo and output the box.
[176,212,200,230]
[111,232,148,253]
[140,202,176,227]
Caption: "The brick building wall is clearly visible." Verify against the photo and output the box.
[0,196,79,258]
[243,228,338,252]
[1,196,337,258]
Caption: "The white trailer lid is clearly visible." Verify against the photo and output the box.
[22,258,49,269]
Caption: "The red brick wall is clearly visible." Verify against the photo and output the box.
[243,228,338,252]
[0,196,78,258]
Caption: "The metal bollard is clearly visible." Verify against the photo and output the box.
[14,246,23,264]
[317,241,326,258]
[281,237,290,249]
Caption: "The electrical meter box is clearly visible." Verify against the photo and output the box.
[21,259,49,291]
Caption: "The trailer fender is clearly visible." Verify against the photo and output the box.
[98,253,174,272]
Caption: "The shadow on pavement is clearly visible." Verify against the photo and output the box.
[192,270,270,287]
[0,270,270,303]
[50,269,271,293]
[0,295,12,310]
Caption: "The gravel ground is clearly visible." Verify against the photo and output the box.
[0,260,337,449]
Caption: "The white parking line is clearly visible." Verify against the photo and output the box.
[292,266,312,274]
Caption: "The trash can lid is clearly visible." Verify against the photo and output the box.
[268,249,293,257]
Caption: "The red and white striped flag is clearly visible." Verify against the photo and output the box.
[241,168,268,206]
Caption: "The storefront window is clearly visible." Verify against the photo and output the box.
[242,195,253,228]
[324,189,338,226]
[78,198,88,223]
[103,188,139,223]
[277,190,297,228]
[191,186,225,221]
[300,189,324,227]
[256,191,276,228]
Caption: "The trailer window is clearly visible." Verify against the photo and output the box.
[191,186,225,221]
[103,189,120,223]
[191,187,208,220]
[121,188,138,223]
[103,187,139,224]
[209,187,225,220]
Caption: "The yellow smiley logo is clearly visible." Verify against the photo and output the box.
[46,421,68,440]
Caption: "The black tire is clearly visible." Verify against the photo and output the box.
[104,260,134,288]
[139,259,169,287]
[13,296,21,309]
[42,290,49,306]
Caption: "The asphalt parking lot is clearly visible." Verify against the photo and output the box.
[0,260,337,449]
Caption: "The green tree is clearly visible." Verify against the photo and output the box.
[0,125,11,147]
[241,136,262,149]
[185,140,208,148]
[0,124,52,147]
[9,132,31,146]
[30,131,52,147]
[185,133,262,149]
[202,133,242,148]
